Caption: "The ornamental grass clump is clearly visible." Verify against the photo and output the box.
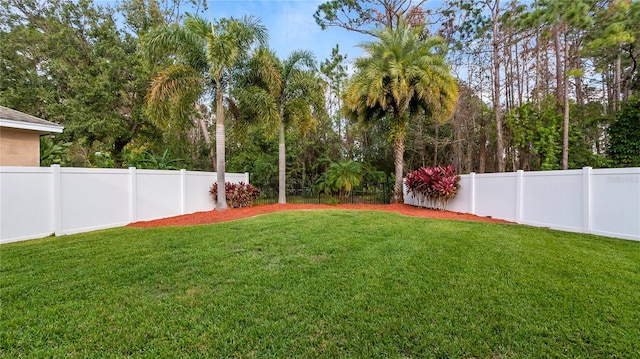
[210,182,260,208]
[405,165,461,210]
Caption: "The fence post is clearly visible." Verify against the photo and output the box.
[51,164,63,236]
[583,167,592,234]
[180,169,187,215]
[469,172,476,215]
[245,172,250,184]
[515,170,524,223]
[129,167,137,223]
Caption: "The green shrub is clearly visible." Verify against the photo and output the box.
[608,97,640,167]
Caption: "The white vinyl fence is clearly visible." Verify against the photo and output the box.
[405,167,640,241]
[0,165,249,244]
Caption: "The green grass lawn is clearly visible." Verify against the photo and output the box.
[2,210,639,358]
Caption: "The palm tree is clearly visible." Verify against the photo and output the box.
[344,21,458,203]
[234,49,325,204]
[143,15,267,210]
[321,160,363,202]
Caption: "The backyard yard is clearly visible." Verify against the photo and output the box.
[1,209,639,357]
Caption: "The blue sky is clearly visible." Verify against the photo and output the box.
[98,0,447,69]
[204,0,371,66]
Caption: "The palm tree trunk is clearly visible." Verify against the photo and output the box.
[433,119,439,167]
[195,104,215,170]
[196,116,215,170]
[215,85,228,210]
[278,119,286,204]
[392,130,406,204]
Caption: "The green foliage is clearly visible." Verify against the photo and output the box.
[92,151,115,168]
[2,211,640,357]
[344,21,458,202]
[227,128,279,190]
[608,97,640,167]
[209,182,260,208]
[317,160,363,202]
[586,0,640,94]
[143,13,268,209]
[233,47,326,203]
[136,149,184,170]
[40,136,72,167]
[0,0,155,168]
[4,0,638,180]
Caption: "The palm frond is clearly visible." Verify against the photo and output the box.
[344,20,458,127]
[145,64,204,129]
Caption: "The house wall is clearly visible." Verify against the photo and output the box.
[405,167,640,241]
[0,127,40,166]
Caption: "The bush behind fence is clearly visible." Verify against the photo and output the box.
[255,184,393,205]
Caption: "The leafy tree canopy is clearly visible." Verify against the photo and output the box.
[608,97,640,167]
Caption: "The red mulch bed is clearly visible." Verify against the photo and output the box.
[128,203,511,228]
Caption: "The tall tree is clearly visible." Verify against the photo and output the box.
[320,45,349,156]
[234,49,325,203]
[527,0,592,170]
[0,0,151,167]
[489,0,506,172]
[344,21,458,203]
[143,14,267,210]
[314,0,431,36]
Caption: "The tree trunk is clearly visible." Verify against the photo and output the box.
[215,84,228,210]
[392,129,406,203]
[195,104,215,170]
[415,116,426,167]
[514,40,523,107]
[554,24,563,109]
[573,39,585,106]
[602,72,609,115]
[113,136,131,168]
[491,0,505,172]
[535,29,541,110]
[478,114,487,173]
[614,50,621,111]
[278,117,286,204]
[453,113,463,173]
[433,119,439,167]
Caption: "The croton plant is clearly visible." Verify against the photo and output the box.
[405,166,461,210]
[210,182,260,208]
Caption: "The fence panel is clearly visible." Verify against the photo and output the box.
[591,168,640,240]
[185,171,217,213]
[1,166,249,243]
[136,169,183,222]
[446,175,472,213]
[520,170,584,233]
[405,167,640,241]
[59,168,130,235]
[474,173,518,221]
[1,167,53,242]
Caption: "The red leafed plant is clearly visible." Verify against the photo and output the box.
[405,165,460,210]
[209,182,260,208]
